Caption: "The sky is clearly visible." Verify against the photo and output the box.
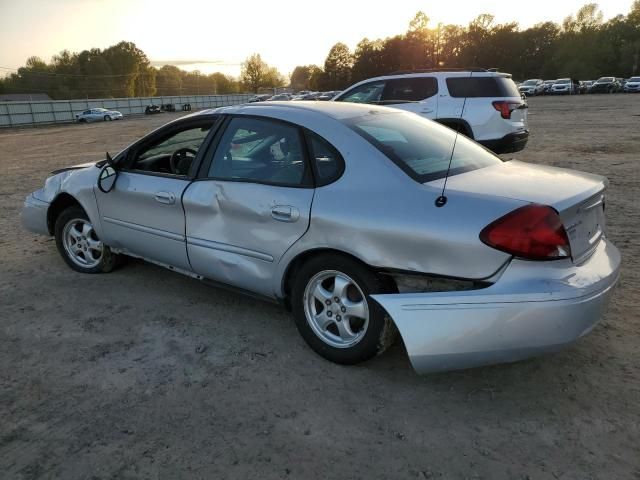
[0,0,635,77]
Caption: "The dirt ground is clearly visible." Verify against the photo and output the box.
[1,95,639,480]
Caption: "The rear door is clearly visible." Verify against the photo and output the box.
[379,76,438,119]
[182,115,315,297]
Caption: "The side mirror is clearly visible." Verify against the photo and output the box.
[97,152,118,193]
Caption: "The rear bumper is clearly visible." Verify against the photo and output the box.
[478,131,529,154]
[372,238,620,374]
[21,193,50,236]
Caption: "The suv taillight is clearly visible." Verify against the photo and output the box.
[492,100,521,119]
[480,205,571,260]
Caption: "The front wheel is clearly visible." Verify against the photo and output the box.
[291,254,397,365]
[54,206,118,273]
[104,115,112,121]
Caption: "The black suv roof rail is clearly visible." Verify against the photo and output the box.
[388,67,489,75]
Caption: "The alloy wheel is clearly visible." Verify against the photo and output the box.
[303,270,369,348]
[62,218,103,268]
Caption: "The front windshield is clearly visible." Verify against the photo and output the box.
[343,112,502,183]
[556,79,570,84]
[522,80,537,85]
[629,77,640,82]
[597,77,614,83]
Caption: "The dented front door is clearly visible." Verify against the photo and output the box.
[181,180,313,297]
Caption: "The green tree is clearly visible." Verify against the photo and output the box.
[323,43,353,90]
[241,53,271,92]
[155,65,182,96]
[352,39,384,82]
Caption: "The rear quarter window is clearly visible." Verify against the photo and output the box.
[446,77,520,98]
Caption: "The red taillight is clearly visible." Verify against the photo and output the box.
[492,100,520,119]
[480,205,571,260]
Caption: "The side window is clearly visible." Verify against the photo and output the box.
[334,81,386,104]
[381,77,438,104]
[208,117,310,187]
[306,131,344,186]
[129,121,214,175]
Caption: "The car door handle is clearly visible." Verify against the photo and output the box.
[271,205,299,222]
[154,191,176,205]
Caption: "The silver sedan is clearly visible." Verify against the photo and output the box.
[75,108,123,123]
[22,102,620,374]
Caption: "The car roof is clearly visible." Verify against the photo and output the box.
[199,101,396,121]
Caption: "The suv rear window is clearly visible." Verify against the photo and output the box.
[344,112,502,183]
[446,76,520,98]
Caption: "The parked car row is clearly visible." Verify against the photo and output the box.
[248,91,342,103]
[518,76,640,96]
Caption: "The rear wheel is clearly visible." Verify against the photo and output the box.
[291,254,397,365]
[54,206,118,273]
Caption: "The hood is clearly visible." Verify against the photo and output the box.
[50,161,97,175]
[428,160,606,213]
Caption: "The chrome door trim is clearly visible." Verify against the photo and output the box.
[102,216,185,242]
[186,236,274,262]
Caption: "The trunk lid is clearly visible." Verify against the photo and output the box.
[428,160,607,263]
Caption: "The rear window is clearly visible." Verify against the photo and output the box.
[446,76,520,98]
[344,112,502,183]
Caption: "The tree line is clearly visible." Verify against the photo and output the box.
[0,41,244,99]
[1,2,638,99]
[292,2,640,91]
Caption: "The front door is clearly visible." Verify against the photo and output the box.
[95,117,217,270]
[182,116,315,297]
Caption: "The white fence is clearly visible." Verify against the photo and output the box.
[0,94,254,127]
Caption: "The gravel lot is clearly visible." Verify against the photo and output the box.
[1,95,639,479]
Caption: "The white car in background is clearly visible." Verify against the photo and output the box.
[333,69,529,154]
[550,78,578,95]
[75,108,123,123]
[623,76,640,93]
[519,79,544,96]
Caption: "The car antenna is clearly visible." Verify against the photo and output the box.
[435,72,472,208]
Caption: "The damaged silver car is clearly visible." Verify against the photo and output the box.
[22,102,620,373]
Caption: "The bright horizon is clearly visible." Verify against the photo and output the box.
[0,0,635,77]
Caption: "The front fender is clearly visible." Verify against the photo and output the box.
[31,166,104,238]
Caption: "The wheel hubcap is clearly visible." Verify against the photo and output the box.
[303,270,369,348]
[62,218,103,268]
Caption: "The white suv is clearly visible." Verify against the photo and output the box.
[332,69,529,154]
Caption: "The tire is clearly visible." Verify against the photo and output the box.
[54,206,118,274]
[104,115,112,121]
[78,118,87,123]
[291,254,397,365]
